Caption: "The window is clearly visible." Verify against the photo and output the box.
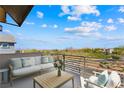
[0,43,14,49]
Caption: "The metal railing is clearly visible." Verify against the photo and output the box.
[51,54,124,87]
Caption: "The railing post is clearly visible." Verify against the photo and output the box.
[62,54,65,71]
[83,57,86,77]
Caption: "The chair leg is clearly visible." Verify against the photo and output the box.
[10,79,14,87]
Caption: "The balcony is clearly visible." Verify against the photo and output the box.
[0,53,124,88]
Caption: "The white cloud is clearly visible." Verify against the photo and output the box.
[67,16,81,21]
[65,21,102,33]
[53,24,58,28]
[76,32,101,38]
[104,25,117,31]
[107,18,113,23]
[72,5,100,16]
[37,11,44,18]
[59,5,100,21]
[41,24,47,28]
[118,18,124,23]
[4,30,11,33]
[119,6,124,13]
[65,21,102,38]
[59,5,70,16]
[25,21,35,25]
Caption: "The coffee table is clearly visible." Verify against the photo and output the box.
[33,70,74,88]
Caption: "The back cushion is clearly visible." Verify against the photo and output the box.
[35,56,42,65]
[10,58,22,70]
[97,70,109,86]
[106,71,121,88]
[41,56,49,64]
[48,56,54,63]
[22,57,35,67]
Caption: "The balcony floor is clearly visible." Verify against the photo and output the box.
[0,69,82,88]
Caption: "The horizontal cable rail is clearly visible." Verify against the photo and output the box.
[50,54,124,87]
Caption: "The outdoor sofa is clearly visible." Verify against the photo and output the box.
[8,56,54,85]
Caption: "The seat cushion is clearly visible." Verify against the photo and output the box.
[22,57,35,67]
[12,65,41,76]
[105,71,121,88]
[35,56,42,65]
[40,63,53,69]
[97,70,109,86]
[10,58,22,70]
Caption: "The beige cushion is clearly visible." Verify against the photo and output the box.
[105,71,121,88]
[22,57,35,67]
[12,65,41,76]
[40,63,53,69]
[35,56,41,65]
[10,58,22,70]
[41,56,49,63]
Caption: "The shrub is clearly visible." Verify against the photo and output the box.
[111,55,120,61]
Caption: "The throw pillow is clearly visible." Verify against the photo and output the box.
[10,58,22,70]
[41,56,49,64]
[105,71,121,88]
[48,56,54,63]
[97,70,109,86]
[35,56,42,65]
[22,57,35,67]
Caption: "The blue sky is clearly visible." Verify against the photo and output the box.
[1,5,124,49]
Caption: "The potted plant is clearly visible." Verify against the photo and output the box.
[53,57,63,76]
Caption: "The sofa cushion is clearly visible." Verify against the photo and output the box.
[12,65,41,76]
[48,56,54,63]
[22,57,35,67]
[10,58,22,70]
[35,56,42,65]
[41,56,49,63]
[40,63,53,69]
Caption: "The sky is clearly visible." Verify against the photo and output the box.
[1,5,124,50]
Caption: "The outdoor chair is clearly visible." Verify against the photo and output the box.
[80,70,121,88]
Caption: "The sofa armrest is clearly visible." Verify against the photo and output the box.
[8,64,13,81]
[8,64,13,71]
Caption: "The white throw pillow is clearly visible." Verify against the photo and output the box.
[97,70,109,86]
[105,71,121,88]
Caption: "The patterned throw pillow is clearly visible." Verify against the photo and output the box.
[10,58,22,70]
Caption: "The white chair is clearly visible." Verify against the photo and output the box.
[80,70,121,88]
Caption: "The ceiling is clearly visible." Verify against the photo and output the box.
[0,5,33,27]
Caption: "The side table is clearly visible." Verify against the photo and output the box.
[0,68,9,87]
